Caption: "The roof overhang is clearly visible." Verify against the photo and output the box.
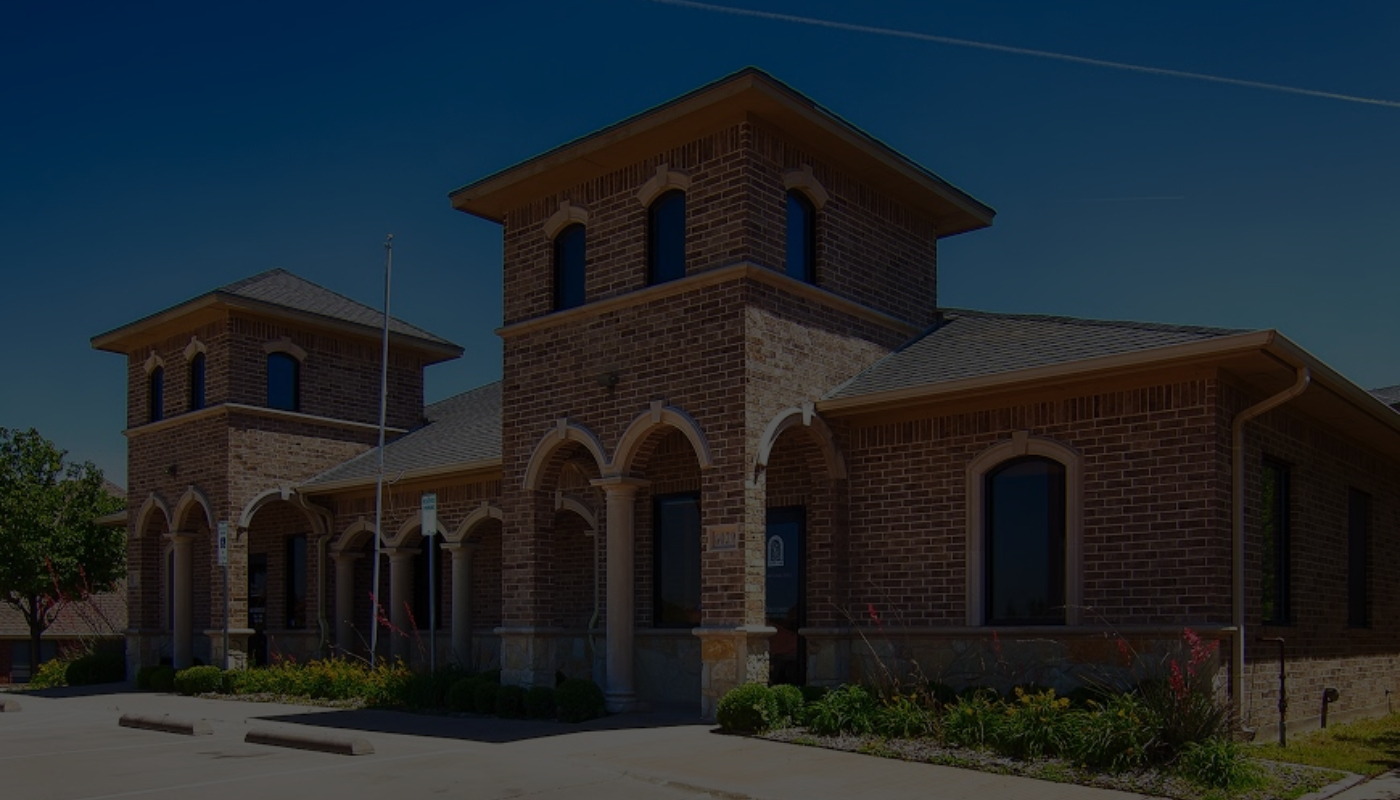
[819,329,1400,460]
[449,68,995,237]
[92,292,464,363]
[299,457,503,495]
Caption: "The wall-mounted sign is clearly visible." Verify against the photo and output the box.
[707,525,739,552]
[216,521,229,567]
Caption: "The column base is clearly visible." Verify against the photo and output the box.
[605,690,638,713]
[495,627,564,686]
[693,625,776,722]
[203,628,256,670]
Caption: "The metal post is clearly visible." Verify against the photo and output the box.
[370,235,393,667]
[429,538,436,673]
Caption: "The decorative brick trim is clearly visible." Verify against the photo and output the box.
[262,336,308,362]
[782,164,829,209]
[134,492,171,539]
[613,401,713,474]
[331,518,379,553]
[143,351,165,375]
[634,163,691,207]
[542,200,589,241]
[522,419,609,490]
[754,404,845,484]
[182,337,206,362]
[172,485,213,531]
[449,502,505,543]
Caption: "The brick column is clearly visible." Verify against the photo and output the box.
[168,532,195,669]
[592,477,648,713]
[331,551,361,655]
[443,541,475,667]
[386,547,416,662]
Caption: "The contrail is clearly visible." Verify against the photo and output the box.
[644,0,1400,109]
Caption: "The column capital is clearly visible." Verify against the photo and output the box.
[383,546,418,561]
[165,531,197,545]
[330,550,364,564]
[440,541,478,553]
[590,476,650,496]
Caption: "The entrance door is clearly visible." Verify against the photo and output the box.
[248,553,268,666]
[765,506,805,685]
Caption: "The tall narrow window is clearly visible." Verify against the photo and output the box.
[266,352,300,412]
[785,190,816,283]
[647,190,686,285]
[285,535,307,629]
[553,223,587,310]
[1348,488,1370,628]
[985,456,1066,625]
[1260,460,1291,625]
[148,366,164,423]
[188,352,206,411]
[654,492,701,627]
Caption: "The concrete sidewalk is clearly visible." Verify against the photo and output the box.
[2,687,1173,800]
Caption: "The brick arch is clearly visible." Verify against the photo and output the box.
[134,492,171,539]
[635,163,692,207]
[543,200,589,240]
[782,164,830,210]
[612,402,712,476]
[388,514,449,548]
[965,434,1084,627]
[754,405,845,484]
[522,420,609,490]
[172,485,214,532]
[331,518,379,553]
[448,503,504,544]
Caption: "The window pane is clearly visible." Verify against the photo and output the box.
[1348,489,1369,627]
[1260,461,1290,624]
[554,224,587,310]
[189,353,206,411]
[786,191,815,282]
[148,367,164,423]
[285,535,307,629]
[267,353,299,411]
[648,191,686,284]
[986,457,1065,624]
[654,493,701,627]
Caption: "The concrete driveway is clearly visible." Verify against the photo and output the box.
[0,686,1167,800]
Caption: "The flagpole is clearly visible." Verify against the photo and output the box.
[370,234,393,667]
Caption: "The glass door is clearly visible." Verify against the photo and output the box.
[765,506,805,685]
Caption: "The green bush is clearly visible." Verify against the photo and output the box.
[876,694,934,739]
[65,650,126,685]
[136,665,162,691]
[770,684,804,729]
[447,677,478,712]
[1177,737,1259,790]
[148,666,177,693]
[805,685,877,736]
[799,684,829,705]
[996,688,1076,760]
[472,681,501,715]
[556,678,606,723]
[28,657,71,688]
[717,683,779,733]
[942,692,1004,748]
[223,658,413,706]
[496,685,527,718]
[525,686,557,719]
[1066,692,1156,772]
[174,666,224,696]
[925,681,958,706]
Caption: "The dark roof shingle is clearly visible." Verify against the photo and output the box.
[827,309,1250,401]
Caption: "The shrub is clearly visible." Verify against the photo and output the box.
[66,650,126,685]
[136,665,162,691]
[525,686,557,719]
[148,666,177,693]
[770,684,804,729]
[996,687,1075,760]
[496,685,527,718]
[447,677,477,712]
[875,694,934,739]
[799,685,829,705]
[28,657,70,688]
[174,666,224,696]
[472,681,501,715]
[925,681,958,706]
[805,685,877,736]
[717,683,779,733]
[1177,737,1259,790]
[942,692,1004,748]
[1066,692,1156,773]
[556,678,606,723]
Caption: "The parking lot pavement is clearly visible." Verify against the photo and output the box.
[0,687,1169,800]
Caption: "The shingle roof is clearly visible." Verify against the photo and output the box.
[303,381,502,487]
[827,309,1250,400]
[0,588,127,639]
[219,269,455,347]
[1370,385,1400,409]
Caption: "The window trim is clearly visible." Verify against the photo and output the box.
[1260,458,1292,626]
[965,434,1083,626]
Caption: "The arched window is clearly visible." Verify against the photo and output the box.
[984,456,1066,625]
[188,352,206,411]
[266,352,300,412]
[785,190,816,283]
[148,366,164,423]
[647,190,686,285]
[553,223,586,310]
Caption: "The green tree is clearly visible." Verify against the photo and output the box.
[0,428,124,674]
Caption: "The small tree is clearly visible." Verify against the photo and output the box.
[0,428,124,675]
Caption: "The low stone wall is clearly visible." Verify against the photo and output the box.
[636,630,701,709]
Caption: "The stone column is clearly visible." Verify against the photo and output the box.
[331,551,361,655]
[386,547,416,662]
[443,542,475,668]
[168,532,195,669]
[591,477,648,713]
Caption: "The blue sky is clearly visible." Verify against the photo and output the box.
[2,0,1397,486]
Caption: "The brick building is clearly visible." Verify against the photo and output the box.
[94,69,1400,731]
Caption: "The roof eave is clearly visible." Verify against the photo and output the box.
[299,457,503,495]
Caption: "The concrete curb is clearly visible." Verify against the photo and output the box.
[0,698,20,712]
[118,713,213,736]
[245,728,374,756]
